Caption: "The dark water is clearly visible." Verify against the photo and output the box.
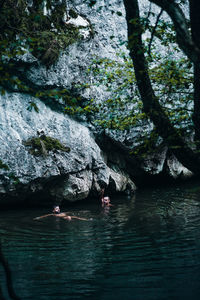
[1,182,200,300]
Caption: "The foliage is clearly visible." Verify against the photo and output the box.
[23,134,71,156]
[0,159,9,171]
[0,0,97,118]
[0,0,82,96]
[83,46,193,132]
[0,0,80,65]
[82,53,143,130]
[148,54,193,129]
[7,173,20,185]
[0,0,196,163]
[129,129,161,157]
[75,3,194,157]
[0,159,20,184]
[26,87,85,114]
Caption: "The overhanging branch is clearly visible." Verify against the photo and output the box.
[123,0,200,174]
[149,0,200,63]
[148,8,163,57]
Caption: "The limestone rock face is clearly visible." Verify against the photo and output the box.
[0,92,135,205]
[24,0,127,92]
[0,0,193,205]
[98,129,193,186]
[0,0,136,205]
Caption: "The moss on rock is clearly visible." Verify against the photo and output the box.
[0,159,9,171]
[0,0,81,68]
[69,9,78,19]
[23,135,71,156]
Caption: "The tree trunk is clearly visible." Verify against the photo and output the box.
[189,0,200,145]
[0,0,5,9]
[193,64,200,145]
[189,0,200,47]
[123,0,200,174]
[0,242,20,300]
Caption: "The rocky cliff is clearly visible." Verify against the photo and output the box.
[0,91,136,205]
[0,0,192,206]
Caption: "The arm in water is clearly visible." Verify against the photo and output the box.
[34,206,89,221]
[33,213,53,220]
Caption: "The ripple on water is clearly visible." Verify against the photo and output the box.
[0,184,200,300]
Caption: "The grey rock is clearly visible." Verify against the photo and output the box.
[25,0,127,91]
[0,0,193,206]
[0,92,136,204]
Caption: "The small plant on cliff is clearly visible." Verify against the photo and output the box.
[0,0,81,65]
[23,134,71,156]
[0,0,82,94]
[0,0,94,116]
[0,159,9,171]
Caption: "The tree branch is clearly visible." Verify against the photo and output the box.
[123,0,200,174]
[0,286,6,300]
[149,0,200,63]
[148,8,163,57]
[0,0,6,11]
[0,241,20,300]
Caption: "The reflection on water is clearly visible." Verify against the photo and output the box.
[1,182,200,299]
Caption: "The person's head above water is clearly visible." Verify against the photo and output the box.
[53,205,60,214]
[102,196,110,205]
[100,189,111,206]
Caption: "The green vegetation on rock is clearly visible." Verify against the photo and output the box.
[0,0,94,115]
[0,0,84,98]
[0,0,80,67]
[0,159,9,171]
[23,134,71,156]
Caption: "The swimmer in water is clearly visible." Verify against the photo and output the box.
[34,205,88,221]
[100,189,112,207]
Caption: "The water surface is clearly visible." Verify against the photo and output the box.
[1,182,200,299]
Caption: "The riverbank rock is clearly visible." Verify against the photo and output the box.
[0,92,136,205]
[95,129,194,187]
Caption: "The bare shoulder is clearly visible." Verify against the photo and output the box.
[56,212,67,217]
[63,215,72,221]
